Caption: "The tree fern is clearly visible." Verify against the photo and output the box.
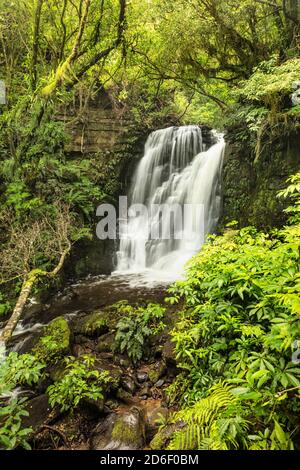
[167,383,248,450]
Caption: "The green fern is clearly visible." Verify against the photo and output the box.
[167,383,249,450]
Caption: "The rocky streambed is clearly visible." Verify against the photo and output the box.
[5,274,180,450]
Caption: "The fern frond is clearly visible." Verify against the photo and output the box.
[167,383,246,450]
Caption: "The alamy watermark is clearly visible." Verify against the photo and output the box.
[95,196,205,242]
[0,80,6,105]
[292,340,300,365]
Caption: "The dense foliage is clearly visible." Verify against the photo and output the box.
[47,355,110,412]
[114,302,166,363]
[162,175,300,449]
[0,351,45,449]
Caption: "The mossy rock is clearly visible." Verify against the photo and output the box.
[73,311,110,338]
[149,422,184,450]
[32,316,70,362]
[91,407,145,450]
[148,361,167,384]
[48,360,67,382]
[96,332,115,353]
[110,409,145,449]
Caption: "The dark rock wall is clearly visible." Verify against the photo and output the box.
[57,88,146,279]
[222,124,300,229]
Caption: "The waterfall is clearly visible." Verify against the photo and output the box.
[116,125,225,279]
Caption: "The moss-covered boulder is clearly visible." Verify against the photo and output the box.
[48,360,67,382]
[91,407,145,450]
[32,316,70,361]
[150,421,185,450]
[72,311,109,338]
[148,361,167,384]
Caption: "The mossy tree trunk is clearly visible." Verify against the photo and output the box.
[0,245,71,345]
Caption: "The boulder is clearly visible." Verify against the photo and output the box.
[138,383,151,399]
[32,316,70,361]
[91,407,145,450]
[81,396,105,416]
[121,375,136,395]
[150,420,185,450]
[96,332,115,353]
[73,311,109,338]
[148,361,167,384]
[146,405,169,440]
[22,394,60,432]
[94,356,123,391]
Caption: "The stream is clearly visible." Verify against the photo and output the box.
[10,273,170,353]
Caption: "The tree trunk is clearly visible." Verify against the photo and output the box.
[31,0,44,91]
[0,273,38,344]
[0,245,71,345]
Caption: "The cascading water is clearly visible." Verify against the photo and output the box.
[116,125,225,280]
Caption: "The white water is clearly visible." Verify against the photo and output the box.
[116,125,225,280]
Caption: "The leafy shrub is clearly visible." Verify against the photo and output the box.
[163,173,300,449]
[47,355,110,412]
[277,172,300,224]
[0,352,45,450]
[4,182,42,218]
[114,303,166,363]
[0,398,32,450]
[239,58,300,110]
[0,292,11,317]
[0,352,45,395]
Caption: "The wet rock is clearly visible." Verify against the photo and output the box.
[116,388,132,402]
[114,354,131,368]
[162,338,176,366]
[146,406,169,440]
[148,361,167,384]
[32,316,71,361]
[91,407,145,450]
[154,345,163,359]
[22,394,60,432]
[150,421,185,450]
[121,375,136,395]
[81,396,104,416]
[154,379,165,388]
[136,371,149,383]
[72,344,86,357]
[96,332,115,353]
[73,334,90,345]
[48,360,67,382]
[139,383,151,398]
[73,311,109,338]
[106,399,120,410]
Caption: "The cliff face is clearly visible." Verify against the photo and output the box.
[57,88,146,279]
[222,122,300,229]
